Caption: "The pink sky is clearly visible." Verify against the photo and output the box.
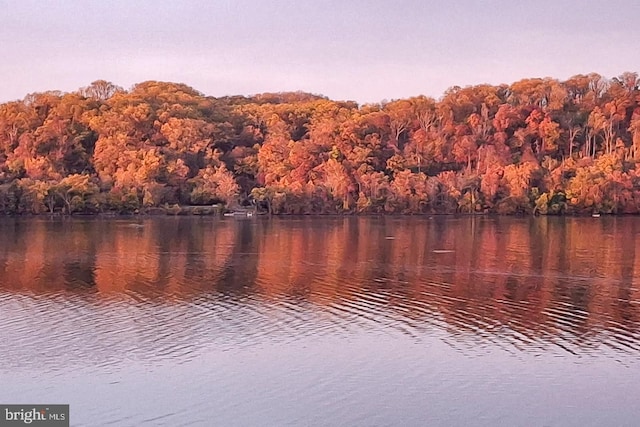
[1,0,638,103]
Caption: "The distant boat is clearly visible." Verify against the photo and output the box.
[223,209,256,218]
[592,213,601,218]
[125,223,144,228]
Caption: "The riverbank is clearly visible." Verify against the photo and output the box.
[0,207,623,218]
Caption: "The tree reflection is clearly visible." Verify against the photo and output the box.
[0,216,638,354]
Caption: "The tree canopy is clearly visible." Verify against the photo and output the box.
[1,74,640,215]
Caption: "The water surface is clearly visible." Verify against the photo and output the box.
[0,216,639,426]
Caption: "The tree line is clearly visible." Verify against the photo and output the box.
[1,73,640,215]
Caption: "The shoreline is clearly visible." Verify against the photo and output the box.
[0,208,624,218]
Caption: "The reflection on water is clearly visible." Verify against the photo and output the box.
[0,216,639,426]
[1,216,639,357]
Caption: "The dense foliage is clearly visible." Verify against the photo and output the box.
[1,74,640,215]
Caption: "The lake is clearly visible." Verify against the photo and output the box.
[0,216,639,426]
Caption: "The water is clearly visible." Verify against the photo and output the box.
[0,216,639,426]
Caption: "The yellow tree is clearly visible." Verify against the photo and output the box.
[629,111,640,161]
[54,174,100,213]
[189,164,239,206]
[318,158,354,211]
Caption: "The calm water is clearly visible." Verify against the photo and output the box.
[0,216,639,426]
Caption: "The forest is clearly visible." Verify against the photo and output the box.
[1,73,640,215]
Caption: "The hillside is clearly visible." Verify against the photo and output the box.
[1,74,639,215]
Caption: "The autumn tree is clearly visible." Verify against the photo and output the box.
[189,164,239,206]
[0,73,639,215]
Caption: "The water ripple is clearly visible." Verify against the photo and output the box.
[1,216,640,374]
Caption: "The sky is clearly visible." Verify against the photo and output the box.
[0,0,639,104]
